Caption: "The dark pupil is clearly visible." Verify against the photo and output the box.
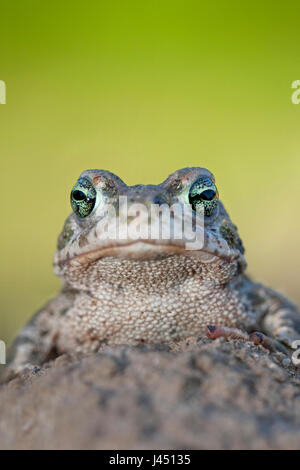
[200,189,216,201]
[72,190,86,201]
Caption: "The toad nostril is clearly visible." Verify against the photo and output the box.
[152,195,168,205]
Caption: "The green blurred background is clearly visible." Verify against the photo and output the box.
[1,1,300,344]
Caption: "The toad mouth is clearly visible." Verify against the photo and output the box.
[54,239,232,268]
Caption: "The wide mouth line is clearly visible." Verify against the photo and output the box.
[55,239,229,266]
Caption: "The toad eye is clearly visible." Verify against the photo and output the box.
[70,177,97,218]
[188,177,219,216]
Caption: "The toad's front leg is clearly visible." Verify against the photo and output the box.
[0,289,76,383]
[205,325,287,354]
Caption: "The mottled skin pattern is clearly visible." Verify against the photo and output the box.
[4,167,300,380]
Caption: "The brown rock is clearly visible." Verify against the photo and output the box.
[0,338,300,450]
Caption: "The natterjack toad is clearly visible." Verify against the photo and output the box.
[4,167,300,378]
